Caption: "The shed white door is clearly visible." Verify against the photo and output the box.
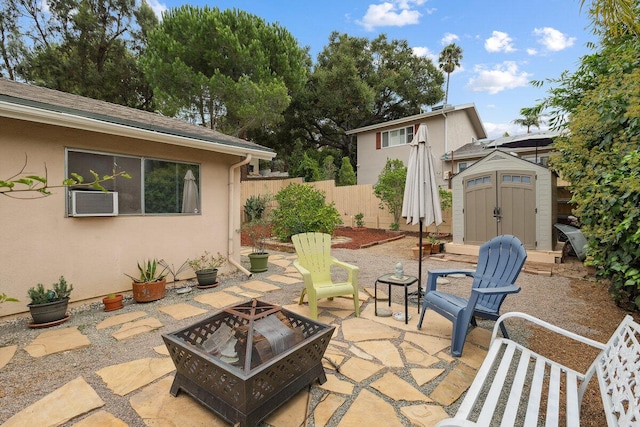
[463,171,536,249]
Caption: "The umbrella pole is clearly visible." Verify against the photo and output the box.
[418,219,423,297]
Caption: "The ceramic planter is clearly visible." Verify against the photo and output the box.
[195,269,219,288]
[28,298,69,325]
[132,278,166,303]
[248,252,269,273]
[102,294,124,312]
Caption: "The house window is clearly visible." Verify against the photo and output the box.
[66,149,200,215]
[381,126,414,148]
[458,162,473,172]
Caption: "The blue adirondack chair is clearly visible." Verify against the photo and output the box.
[417,234,527,356]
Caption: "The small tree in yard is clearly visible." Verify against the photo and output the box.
[271,183,342,240]
[337,157,356,186]
[373,159,406,231]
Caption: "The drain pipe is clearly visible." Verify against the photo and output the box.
[229,154,253,277]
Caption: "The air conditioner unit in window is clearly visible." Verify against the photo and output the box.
[69,191,118,217]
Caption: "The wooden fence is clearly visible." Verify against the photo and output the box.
[240,178,452,235]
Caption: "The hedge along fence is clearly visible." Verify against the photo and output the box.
[241,178,452,235]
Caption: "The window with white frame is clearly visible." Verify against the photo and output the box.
[381,126,414,148]
[458,161,473,172]
[66,149,200,215]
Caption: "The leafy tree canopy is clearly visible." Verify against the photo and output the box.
[142,6,309,138]
[536,3,640,309]
[274,32,444,165]
[5,0,156,109]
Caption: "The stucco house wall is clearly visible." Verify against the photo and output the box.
[348,104,487,187]
[0,79,274,317]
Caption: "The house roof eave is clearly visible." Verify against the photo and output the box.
[346,103,487,138]
[0,98,276,160]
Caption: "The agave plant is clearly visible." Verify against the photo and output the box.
[125,259,167,283]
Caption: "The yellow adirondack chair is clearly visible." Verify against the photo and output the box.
[291,232,360,319]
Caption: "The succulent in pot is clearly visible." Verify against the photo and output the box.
[102,293,124,312]
[27,276,73,326]
[188,251,226,288]
[125,259,168,303]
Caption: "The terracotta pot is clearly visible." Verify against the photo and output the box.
[102,294,124,312]
[430,243,441,254]
[132,278,166,303]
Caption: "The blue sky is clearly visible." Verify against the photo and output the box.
[148,0,597,139]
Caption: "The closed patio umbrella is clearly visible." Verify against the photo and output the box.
[401,123,442,293]
[181,170,199,214]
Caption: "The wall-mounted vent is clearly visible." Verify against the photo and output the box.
[69,191,118,217]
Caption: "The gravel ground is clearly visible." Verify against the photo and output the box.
[0,236,607,426]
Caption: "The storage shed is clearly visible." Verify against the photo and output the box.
[451,150,557,251]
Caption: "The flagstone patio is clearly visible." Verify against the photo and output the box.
[0,250,494,427]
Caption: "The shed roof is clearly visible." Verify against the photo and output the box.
[0,78,275,159]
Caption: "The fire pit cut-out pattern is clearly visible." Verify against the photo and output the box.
[162,299,334,427]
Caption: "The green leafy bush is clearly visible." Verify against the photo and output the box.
[271,183,342,240]
[338,157,356,186]
[543,35,640,310]
[244,194,272,221]
[373,159,407,230]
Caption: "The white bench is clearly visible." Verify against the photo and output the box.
[437,312,640,426]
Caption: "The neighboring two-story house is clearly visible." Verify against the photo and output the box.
[346,104,487,187]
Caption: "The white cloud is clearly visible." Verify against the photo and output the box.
[467,61,531,94]
[533,27,575,52]
[526,48,538,56]
[412,46,438,63]
[441,33,459,45]
[484,31,516,53]
[147,0,167,20]
[358,1,424,31]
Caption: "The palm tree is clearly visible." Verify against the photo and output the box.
[438,43,463,104]
[513,108,542,133]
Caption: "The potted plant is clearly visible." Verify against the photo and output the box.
[188,251,227,288]
[243,218,271,273]
[125,259,168,303]
[428,236,441,254]
[27,276,73,326]
[102,293,124,312]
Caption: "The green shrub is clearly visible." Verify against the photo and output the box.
[244,194,272,221]
[373,159,406,228]
[354,213,365,227]
[27,276,73,305]
[271,183,342,240]
[338,157,356,186]
[290,153,321,182]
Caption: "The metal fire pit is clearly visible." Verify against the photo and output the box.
[162,299,334,427]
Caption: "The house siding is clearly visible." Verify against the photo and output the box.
[355,108,483,187]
